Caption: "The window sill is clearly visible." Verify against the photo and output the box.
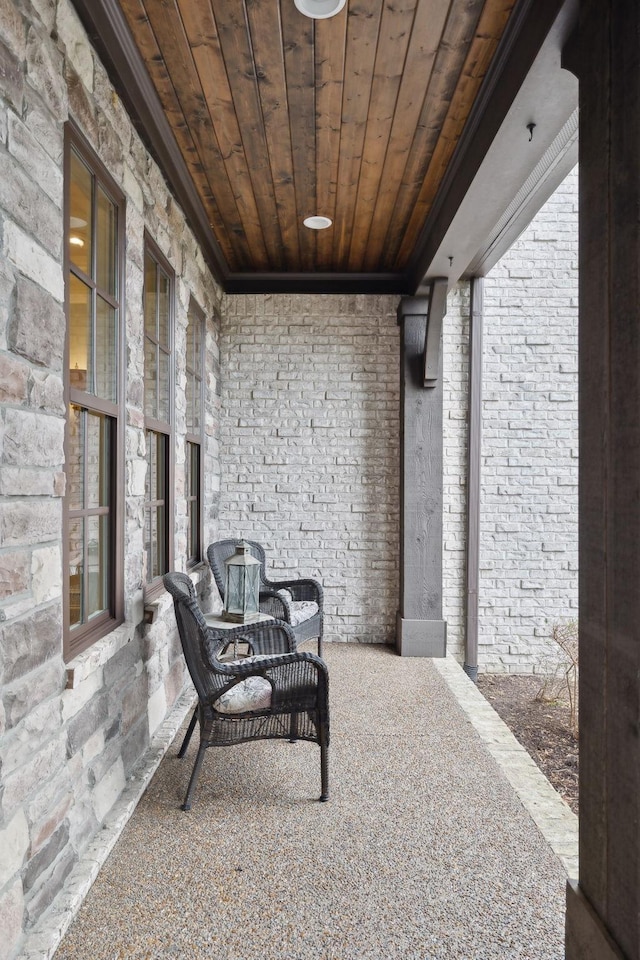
[66,568,210,688]
[65,620,138,689]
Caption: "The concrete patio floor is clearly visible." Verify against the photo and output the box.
[35,644,577,960]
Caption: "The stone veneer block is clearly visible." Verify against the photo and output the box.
[1,607,62,684]
[0,879,24,960]
[10,274,65,368]
[2,220,63,302]
[0,809,29,890]
[0,37,24,113]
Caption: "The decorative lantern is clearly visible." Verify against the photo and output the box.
[222,541,261,623]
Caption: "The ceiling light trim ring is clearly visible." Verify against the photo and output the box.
[294,0,347,20]
[303,215,333,230]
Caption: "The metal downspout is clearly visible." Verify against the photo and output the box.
[464,277,484,681]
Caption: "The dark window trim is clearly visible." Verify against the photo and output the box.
[186,297,205,568]
[143,233,175,600]
[185,441,202,568]
[63,121,126,661]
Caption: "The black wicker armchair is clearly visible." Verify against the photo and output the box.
[207,539,324,657]
[163,572,329,811]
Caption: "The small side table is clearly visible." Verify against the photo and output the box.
[204,612,274,659]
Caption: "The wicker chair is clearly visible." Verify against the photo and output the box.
[207,539,324,657]
[163,571,329,810]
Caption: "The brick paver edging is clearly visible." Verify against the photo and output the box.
[432,654,578,879]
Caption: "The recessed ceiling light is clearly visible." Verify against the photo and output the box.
[69,235,85,247]
[294,0,347,19]
[303,215,333,230]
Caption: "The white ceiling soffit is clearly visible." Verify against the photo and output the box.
[424,2,578,287]
[465,108,578,277]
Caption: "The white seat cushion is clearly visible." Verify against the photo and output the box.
[288,600,319,626]
[213,675,272,714]
[276,589,319,627]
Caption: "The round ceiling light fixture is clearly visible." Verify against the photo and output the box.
[294,0,347,19]
[303,215,333,230]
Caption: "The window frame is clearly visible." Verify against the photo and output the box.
[185,298,205,568]
[63,122,126,660]
[143,234,175,600]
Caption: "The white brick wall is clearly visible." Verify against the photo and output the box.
[479,167,579,673]
[219,294,400,644]
[218,170,578,672]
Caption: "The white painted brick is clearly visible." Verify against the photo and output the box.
[219,294,400,645]
[443,172,577,672]
[477,166,578,673]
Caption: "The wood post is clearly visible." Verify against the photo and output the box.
[565,1,640,957]
[396,294,447,657]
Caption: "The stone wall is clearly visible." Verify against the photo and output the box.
[479,167,579,673]
[219,294,400,644]
[0,2,222,956]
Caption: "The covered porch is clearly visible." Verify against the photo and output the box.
[29,643,577,959]
[1,0,640,957]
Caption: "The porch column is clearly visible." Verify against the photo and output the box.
[565,1,640,958]
[396,294,447,657]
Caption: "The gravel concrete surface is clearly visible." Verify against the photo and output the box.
[53,643,568,960]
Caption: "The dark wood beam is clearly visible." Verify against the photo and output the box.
[224,272,410,296]
[69,0,230,287]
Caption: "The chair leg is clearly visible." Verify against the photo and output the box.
[182,741,207,811]
[289,712,299,743]
[319,737,329,802]
[178,707,198,758]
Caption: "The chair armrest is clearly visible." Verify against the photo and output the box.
[204,620,296,660]
[263,652,329,717]
[208,651,329,730]
[266,578,324,607]
[258,589,289,620]
[214,648,327,680]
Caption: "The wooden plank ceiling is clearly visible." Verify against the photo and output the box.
[117,0,516,286]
